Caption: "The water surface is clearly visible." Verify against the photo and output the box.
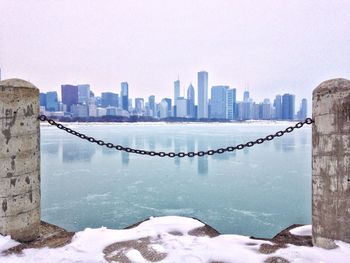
[41,122,311,238]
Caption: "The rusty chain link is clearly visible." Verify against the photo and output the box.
[38,115,313,158]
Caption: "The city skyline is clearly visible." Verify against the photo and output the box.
[39,70,308,121]
[1,0,350,110]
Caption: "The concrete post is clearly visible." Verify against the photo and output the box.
[0,79,40,242]
[312,78,350,249]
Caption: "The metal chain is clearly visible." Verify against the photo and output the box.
[38,115,314,158]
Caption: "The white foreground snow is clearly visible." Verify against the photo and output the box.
[0,216,349,263]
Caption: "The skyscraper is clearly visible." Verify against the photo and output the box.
[46,91,59,111]
[298,98,307,120]
[135,98,144,115]
[160,99,169,119]
[243,90,250,102]
[273,95,282,120]
[226,89,236,120]
[121,82,129,111]
[198,71,208,119]
[61,84,78,112]
[282,93,295,120]
[78,84,90,105]
[40,93,47,108]
[164,98,172,117]
[148,95,156,117]
[175,97,187,118]
[187,84,195,118]
[262,99,272,120]
[174,79,180,103]
[210,86,228,119]
[101,92,118,107]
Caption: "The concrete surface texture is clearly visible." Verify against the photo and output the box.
[0,79,40,242]
[312,78,350,248]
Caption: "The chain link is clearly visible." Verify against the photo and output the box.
[38,115,314,158]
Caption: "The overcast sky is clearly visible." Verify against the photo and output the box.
[1,0,350,108]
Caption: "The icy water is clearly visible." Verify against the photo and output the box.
[41,122,311,238]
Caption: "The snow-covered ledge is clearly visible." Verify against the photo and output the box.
[1,216,350,263]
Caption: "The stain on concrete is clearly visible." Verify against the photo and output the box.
[11,155,16,170]
[2,199,7,212]
[10,178,16,187]
[1,109,17,144]
[29,192,33,203]
[23,104,34,117]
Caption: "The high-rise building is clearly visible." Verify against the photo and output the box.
[210,86,228,119]
[243,90,250,102]
[135,98,144,115]
[282,93,295,120]
[121,82,129,111]
[262,99,272,120]
[46,91,59,111]
[61,84,78,112]
[160,99,169,119]
[242,100,252,120]
[198,71,208,119]
[148,95,156,117]
[71,104,88,118]
[101,92,118,107]
[187,84,195,118]
[273,95,282,120]
[78,84,90,105]
[174,79,180,103]
[298,98,308,120]
[164,98,172,117]
[40,93,47,108]
[226,89,236,120]
[175,97,187,118]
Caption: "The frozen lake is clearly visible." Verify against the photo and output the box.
[40,122,311,238]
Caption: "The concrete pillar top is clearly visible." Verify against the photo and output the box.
[0,79,38,89]
[313,78,350,96]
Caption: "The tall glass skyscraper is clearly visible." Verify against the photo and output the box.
[226,88,236,120]
[187,84,195,118]
[282,93,295,120]
[148,95,156,117]
[46,91,59,111]
[121,82,129,111]
[210,86,228,119]
[197,71,208,119]
[174,79,180,103]
[273,95,282,120]
[135,98,144,115]
[61,84,78,112]
[40,93,47,108]
[101,92,118,107]
[78,84,90,105]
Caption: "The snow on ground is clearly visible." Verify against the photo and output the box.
[289,225,312,236]
[1,216,350,263]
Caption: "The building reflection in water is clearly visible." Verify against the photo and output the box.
[148,136,156,151]
[134,136,145,149]
[42,142,59,155]
[281,137,295,152]
[186,137,195,164]
[62,142,95,163]
[174,137,181,166]
[197,138,208,175]
[121,138,129,166]
[102,145,117,155]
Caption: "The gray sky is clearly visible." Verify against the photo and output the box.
[1,0,350,108]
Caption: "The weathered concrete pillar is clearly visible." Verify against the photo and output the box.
[0,79,40,242]
[312,78,350,248]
